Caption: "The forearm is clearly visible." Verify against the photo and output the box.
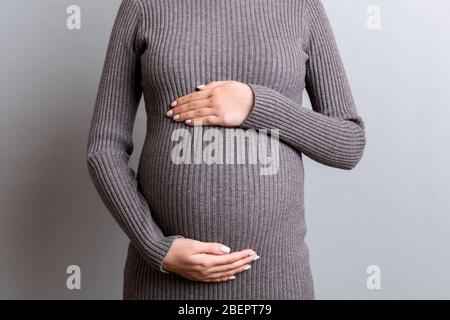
[241,83,366,170]
[87,150,183,271]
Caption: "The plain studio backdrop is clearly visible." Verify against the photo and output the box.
[0,0,449,299]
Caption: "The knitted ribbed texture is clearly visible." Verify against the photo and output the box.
[87,0,365,300]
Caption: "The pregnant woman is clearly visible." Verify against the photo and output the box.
[87,0,366,300]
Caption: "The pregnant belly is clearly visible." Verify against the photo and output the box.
[137,128,306,249]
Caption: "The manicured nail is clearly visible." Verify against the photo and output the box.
[185,119,192,124]
[197,84,206,90]
[173,114,180,120]
[171,100,177,107]
[166,110,173,117]
[243,265,251,270]
[220,245,231,253]
[252,255,260,261]
[229,275,236,280]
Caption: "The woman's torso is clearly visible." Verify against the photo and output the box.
[136,0,309,252]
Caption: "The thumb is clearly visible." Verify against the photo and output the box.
[196,81,228,91]
[197,242,231,255]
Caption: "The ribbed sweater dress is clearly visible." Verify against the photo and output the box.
[86,0,366,300]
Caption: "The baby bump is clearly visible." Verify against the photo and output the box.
[137,127,306,248]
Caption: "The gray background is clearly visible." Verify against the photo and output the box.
[0,0,449,299]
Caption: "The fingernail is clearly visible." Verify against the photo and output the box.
[220,245,231,253]
[243,265,251,270]
[229,275,236,280]
[248,251,256,256]
[253,255,260,261]
[173,114,180,120]
[166,110,173,117]
[171,101,177,107]
[185,119,192,124]
[197,84,206,90]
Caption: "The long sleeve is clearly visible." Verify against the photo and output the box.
[86,0,183,273]
[240,0,366,170]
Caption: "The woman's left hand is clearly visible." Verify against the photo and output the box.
[167,80,254,127]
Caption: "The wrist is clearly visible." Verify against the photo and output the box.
[238,83,256,125]
[159,235,184,274]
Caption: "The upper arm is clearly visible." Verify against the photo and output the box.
[88,0,145,156]
[303,0,364,128]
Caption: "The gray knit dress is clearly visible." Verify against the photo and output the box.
[87,0,366,300]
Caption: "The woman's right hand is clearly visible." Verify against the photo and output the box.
[161,238,259,282]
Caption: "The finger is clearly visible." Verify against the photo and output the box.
[169,99,211,118]
[173,109,216,123]
[196,81,229,91]
[193,249,256,267]
[172,90,211,107]
[207,263,253,280]
[186,116,221,126]
[207,253,259,274]
[203,275,235,283]
[208,249,256,266]
[194,242,233,255]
